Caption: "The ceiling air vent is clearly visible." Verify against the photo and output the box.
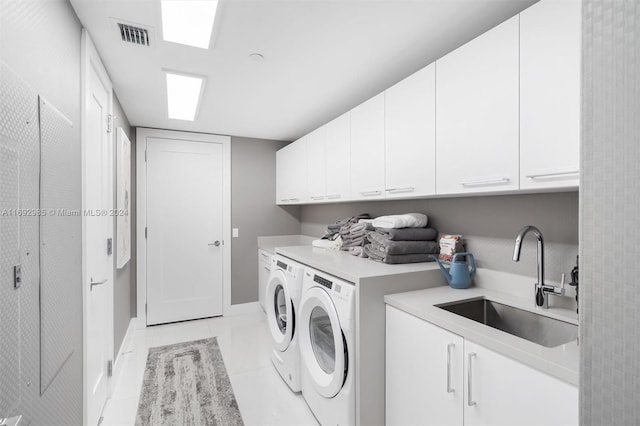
[118,23,150,46]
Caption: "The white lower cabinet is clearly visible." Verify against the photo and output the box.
[386,306,578,426]
[386,306,464,426]
[464,340,578,426]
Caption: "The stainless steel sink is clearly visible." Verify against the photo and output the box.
[437,298,578,348]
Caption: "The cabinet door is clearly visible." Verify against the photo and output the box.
[306,127,327,202]
[436,16,519,195]
[276,139,307,204]
[464,340,578,426]
[325,112,351,201]
[350,93,385,200]
[385,63,436,198]
[287,137,307,203]
[520,0,581,189]
[386,306,464,426]
[275,147,290,204]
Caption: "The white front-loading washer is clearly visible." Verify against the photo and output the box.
[299,266,355,426]
[265,255,305,392]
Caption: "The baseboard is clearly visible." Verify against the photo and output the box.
[224,301,261,316]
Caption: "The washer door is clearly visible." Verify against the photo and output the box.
[266,269,294,351]
[299,287,347,398]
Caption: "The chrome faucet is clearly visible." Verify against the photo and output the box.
[512,225,564,309]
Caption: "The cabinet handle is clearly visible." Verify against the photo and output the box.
[310,195,325,200]
[326,194,342,200]
[467,352,477,406]
[263,266,271,272]
[446,343,455,393]
[526,170,579,179]
[359,190,382,196]
[386,187,415,194]
[289,198,300,202]
[461,177,510,187]
[279,199,290,203]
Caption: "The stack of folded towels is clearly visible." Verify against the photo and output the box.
[340,221,374,252]
[313,214,371,250]
[362,213,440,264]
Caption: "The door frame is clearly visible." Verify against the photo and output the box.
[136,127,231,327]
[81,29,115,425]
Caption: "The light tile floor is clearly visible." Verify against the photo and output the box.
[101,311,318,426]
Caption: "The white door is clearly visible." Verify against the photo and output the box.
[83,32,114,426]
[519,0,581,189]
[299,287,347,398]
[325,112,351,201]
[386,306,464,426]
[146,137,224,325]
[306,126,327,202]
[350,93,385,200]
[464,340,578,425]
[385,63,436,198]
[436,15,520,195]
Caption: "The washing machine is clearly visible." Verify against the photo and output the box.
[265,255,305,392]
[299,266,355,426]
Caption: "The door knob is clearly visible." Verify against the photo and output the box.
[90,277,108,291]
[208,241,221,247]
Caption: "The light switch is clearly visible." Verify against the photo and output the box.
[232,228,239,238]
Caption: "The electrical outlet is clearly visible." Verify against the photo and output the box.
[232,228,239,238]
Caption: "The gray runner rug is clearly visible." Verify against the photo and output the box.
[135,337,244,426]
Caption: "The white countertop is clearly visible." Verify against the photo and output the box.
[385,286,579,386]
[275,245,441,283]
[257,235,315,254]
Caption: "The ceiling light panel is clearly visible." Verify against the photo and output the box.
[161,0,218,49]
[165,72,205,121]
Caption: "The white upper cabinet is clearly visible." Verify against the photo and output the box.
[520,0,581,189]
[350,93,386,200]
[385,63,436,198]
[276,137,307,204]
[306,126,327,202]
[436,16,520,195]
[325,112,351,201]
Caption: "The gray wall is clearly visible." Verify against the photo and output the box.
[301,192,579,283]
[231,137,301,304]
[0,0,83,424]
[112,95,135,357]
[581,0,640,423]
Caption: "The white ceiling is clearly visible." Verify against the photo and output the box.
[71,0,538,142]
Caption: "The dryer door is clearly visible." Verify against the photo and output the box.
[299,287,347,398]
[266,268,294,351]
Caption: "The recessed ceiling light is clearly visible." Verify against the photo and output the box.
[249,53,264,62]
[165,72,205,121]
[161,0,218,49]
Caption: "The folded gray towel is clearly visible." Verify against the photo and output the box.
[348,246,368,258]
[350,222,373,234]
[341,237,367,249]
[325,214,371,238]
[364,244,434,264]
[368,239,440,256]
[374,227,439,241]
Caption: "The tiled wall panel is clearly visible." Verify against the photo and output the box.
[580,0,640,424]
